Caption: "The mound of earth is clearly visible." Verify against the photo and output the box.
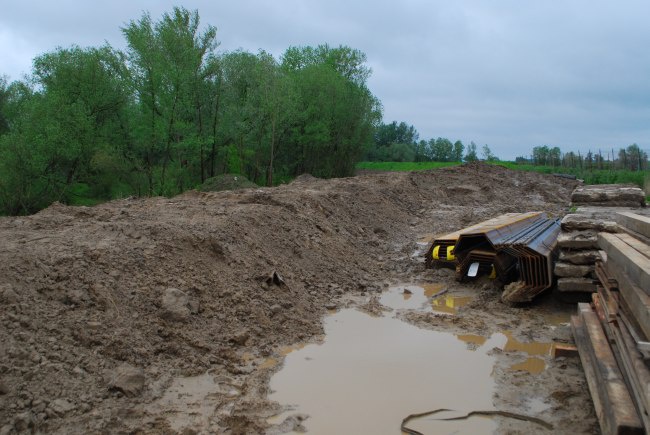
[0,163,592,434]
[198,174,257,192]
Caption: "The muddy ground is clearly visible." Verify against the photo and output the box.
[0,163,598,434]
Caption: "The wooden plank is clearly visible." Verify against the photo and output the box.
[572,314,611,434]
[616,233,650,260]
[595,261,619,292]
[580,304,643,434]
[598,233,650,294]
[552,343,579,358]
[618,225,650,247]
[557,277,597,293]
[615,318,650,431]
[596,284,619,321]
[617,212,650,239]
[605,260,650,340]
[596,296,650,432]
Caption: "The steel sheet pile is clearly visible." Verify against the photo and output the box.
[426,212,561,303]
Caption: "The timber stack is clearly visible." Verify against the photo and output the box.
[570,210,650,435]
[555,184,646,296]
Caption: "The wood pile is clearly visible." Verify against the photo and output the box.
[571,184,646,208]
[570,211,650,435]
[556,184,647,296]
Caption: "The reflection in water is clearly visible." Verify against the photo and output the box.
[458,331,554,374]
[502,331,553,356]
[500,332,554,374]
[541,311,571,326]
[380,284,473,315]
[431,294,473,314]
[511,357,547,375]
[457,334,489,349]
[268,309,499,435]
[423,283,445,297]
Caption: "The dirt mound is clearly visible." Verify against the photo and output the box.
[0,163,581,434]
[198,174,257,192]
[290,173,319,184]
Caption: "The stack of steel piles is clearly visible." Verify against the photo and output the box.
[571,211,650,435]
[426,212,561,303]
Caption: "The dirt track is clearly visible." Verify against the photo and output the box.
[0,163,598,434]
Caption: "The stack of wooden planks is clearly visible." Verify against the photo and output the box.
[571,211,650,434]
[556,184,646,296]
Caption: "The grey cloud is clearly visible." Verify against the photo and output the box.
[1,0,649,159]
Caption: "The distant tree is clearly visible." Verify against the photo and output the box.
[532,145,549,165]
[430,137,453,161]
[624,143,647,171]
[452,140,464,162]
[549,147,561,166]
[464,141,478,162]
[0,76,10,135]
[414,139,429,162]
[481,144,498,161]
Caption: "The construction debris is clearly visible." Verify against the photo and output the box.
[571,210,650,435]
[426,212,561,303]
[571,184,646,208]
[555,183,649,296]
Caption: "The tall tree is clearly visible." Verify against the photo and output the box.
[464,141,478,162]
[482,144,498,161]
[122,6,218,194]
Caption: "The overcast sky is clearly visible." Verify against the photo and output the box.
[1,0,649,159]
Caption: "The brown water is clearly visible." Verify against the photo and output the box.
[147,372,240,431]
[268,308,499,434]
[379,284,473,315]
[267,283,556,433]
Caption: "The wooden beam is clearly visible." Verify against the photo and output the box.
[615,317,650,431]
[577,303,643,434]
[605,260,650,340]
[552,343,579,358]
[598,233,650,295]
[572,314,611,434]
[617,212,650,239]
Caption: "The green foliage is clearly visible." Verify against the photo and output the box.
[481,144,499,162]
[496,161,650,187]
[464,141,478,162]
[0,8,382,215]
[198,174,257,192]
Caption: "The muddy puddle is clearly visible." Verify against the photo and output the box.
[380,284,473,315]
[267,284,558,434]
[268,308,499,434]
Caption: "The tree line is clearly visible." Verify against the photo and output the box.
[365,120,498,163]
[0,7,381,215]
[516,145,648,171]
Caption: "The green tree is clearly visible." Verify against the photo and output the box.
[464,141,478,162]
[453,140,464,162]
[122,6,219,194]
[0,76,10,135]
[482,144,498,161]
[281,45,381,177]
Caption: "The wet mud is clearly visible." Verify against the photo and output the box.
[0,163,597,434]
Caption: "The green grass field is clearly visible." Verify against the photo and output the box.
[356,161,649,198]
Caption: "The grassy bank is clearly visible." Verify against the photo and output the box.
[493,162,649,188]
[356,161,649,197]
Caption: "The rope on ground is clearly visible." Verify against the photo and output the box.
[400,408,554,434]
